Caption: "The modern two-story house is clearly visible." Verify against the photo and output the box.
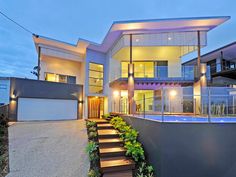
[32,16,229,119]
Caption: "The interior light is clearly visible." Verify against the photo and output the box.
[135,38,139,42]
[168,37,172,41]
[121,91,128,97]
[113,90,119,97]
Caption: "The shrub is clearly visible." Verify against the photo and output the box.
[86,141,98,154]
[136,162,154,177]
[123,129,138,142]
[125,141,144,162]
[0,114,8,127]
[88,132,97,139]
[89,151,99,162]
[86,121,96,128]
[88,126,97,132]
[88,168,101,177]
[102,114,110,119]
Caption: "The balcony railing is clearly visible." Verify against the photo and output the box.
[110,65,211,82]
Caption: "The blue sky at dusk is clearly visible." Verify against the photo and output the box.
[0,0,235,79]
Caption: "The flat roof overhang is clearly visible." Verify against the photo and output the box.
[33,16,230,55]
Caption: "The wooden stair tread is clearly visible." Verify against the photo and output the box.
[100,157,135,174]
[97,123,113,127]
[103,170,133,177]
[101,158,135,168]
[98,129,119,135]
[100,147,126,154]
[99,138,123,143]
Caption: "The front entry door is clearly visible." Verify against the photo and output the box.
[88,97,103,118]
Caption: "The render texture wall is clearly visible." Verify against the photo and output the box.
[122,116,236,177]
[40,55,84,85]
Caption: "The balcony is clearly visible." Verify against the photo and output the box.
[109,65,211,88]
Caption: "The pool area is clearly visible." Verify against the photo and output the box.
[134,114,236,123]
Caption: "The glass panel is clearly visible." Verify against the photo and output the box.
[89,86,103,94]
[121,62,154,78]
[89,70,103,79]
[134,90,154,112]
[121,62,128,78]
[89,63,103,72]
[156,61,168,78]
[59,75,67,83]
[67,76,76,84]
[89,63,104,94]
[45,73,56,82]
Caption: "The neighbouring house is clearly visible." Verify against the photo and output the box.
[8,16,232,121]
[0,77,10,106]
[183,41,236,86]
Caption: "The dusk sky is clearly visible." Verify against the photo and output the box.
[0,0,235,79]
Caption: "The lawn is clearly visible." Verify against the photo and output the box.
[0,114,8,177]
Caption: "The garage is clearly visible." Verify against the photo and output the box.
[17,98,78,121]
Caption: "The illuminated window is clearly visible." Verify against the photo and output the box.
[89,63,104,94]
[45,73,76,84]
[121,62,154,78]
[45,73,56,82]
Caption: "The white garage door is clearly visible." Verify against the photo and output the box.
[17,98,78,121]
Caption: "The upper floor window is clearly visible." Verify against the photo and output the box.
[156,61,168,78]
[45,73,76,84]
[89,63,104,94]
[121,61,154,78]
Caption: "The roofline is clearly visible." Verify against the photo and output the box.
[112,16,231,25]
[183,41,236,65]
[33,16,231,53]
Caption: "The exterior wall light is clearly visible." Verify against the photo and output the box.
[78,99,84,104]
[10,90,17,101]
[169,90,177,97]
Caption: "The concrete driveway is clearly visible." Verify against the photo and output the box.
[6,120,89,177]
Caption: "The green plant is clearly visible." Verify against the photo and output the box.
[89,151,99,162]
[136,162,154,177]
[123,128,138,142]
[86,141,98,154]
[125,141,144,162]
[103,114,110,119]
[86,121,96,128]
[88,168,101,177]
[88,132,98,139]
[88,126,97,132]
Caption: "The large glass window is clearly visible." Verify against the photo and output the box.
[45,73,76,84]
[156,61,168,78]
[121,62,154,78]
[89,63,104,94]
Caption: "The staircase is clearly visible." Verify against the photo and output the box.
[95,119,135,177]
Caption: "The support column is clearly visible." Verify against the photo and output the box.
[197,31,201,79]
[37,46,41,80]
[128,34,134,114]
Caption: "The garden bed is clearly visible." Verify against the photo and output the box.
[0,114,9,177]
[109,116,155,177]
[85,116,155,177]
[85,120,101,177]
